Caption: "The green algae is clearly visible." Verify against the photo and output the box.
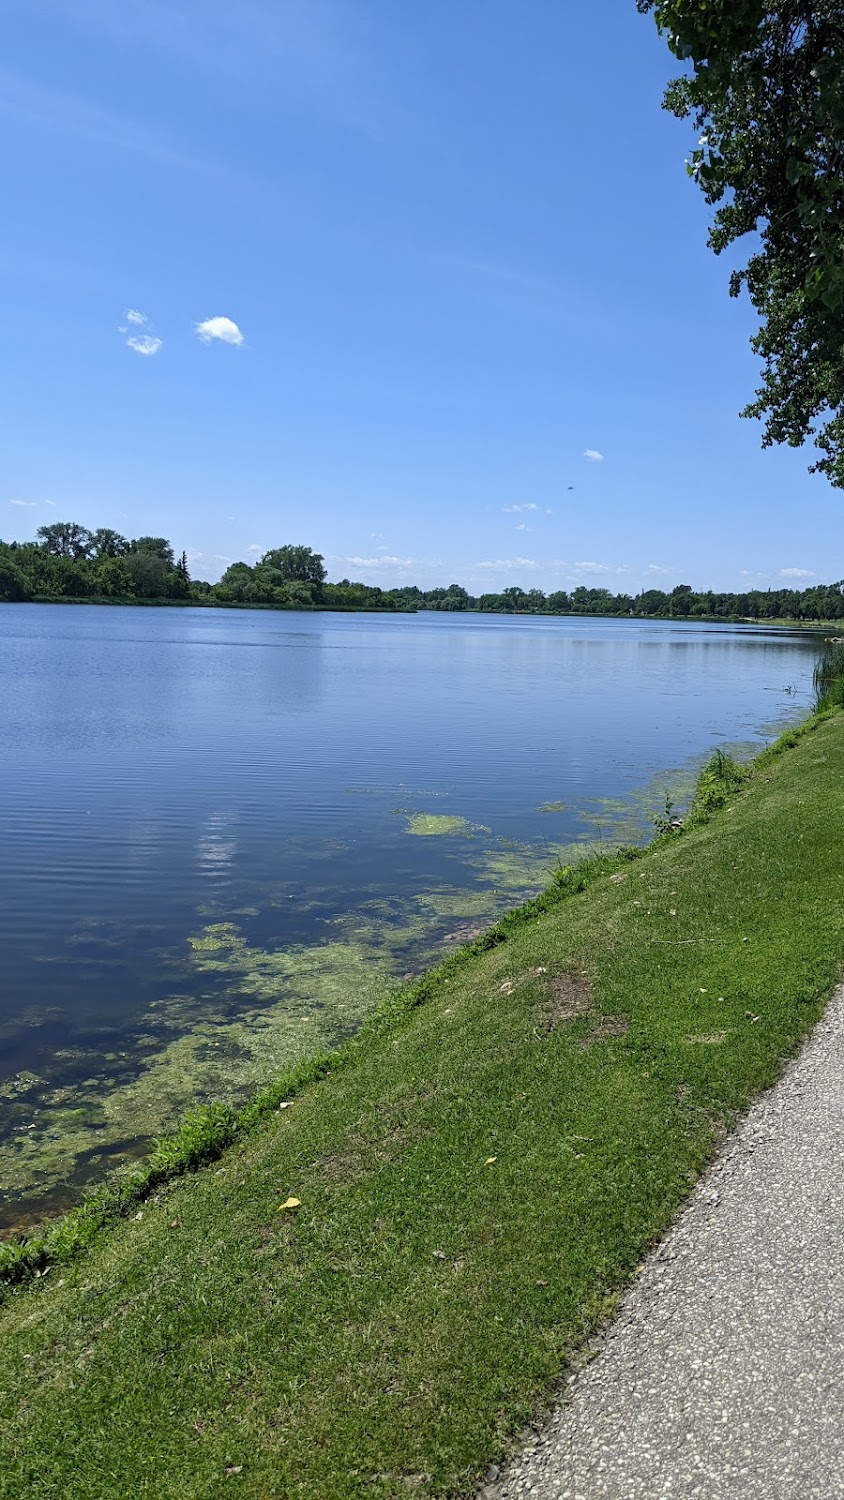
[467,838,596,894]
[404,813,484,837]
[414,887,502,920]
[0,869,531,1208]
[1,759,712,1221]
[0,925,397,1202]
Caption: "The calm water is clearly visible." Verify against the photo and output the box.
[0,605,819,1227]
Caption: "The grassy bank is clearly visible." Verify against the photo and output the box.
[3,710,844,1497]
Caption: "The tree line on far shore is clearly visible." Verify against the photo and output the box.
[2,525,844,623]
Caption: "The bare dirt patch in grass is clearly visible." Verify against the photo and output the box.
[538,972,631,1046]
[582,1015,631,1047]
[539,972,594,1032]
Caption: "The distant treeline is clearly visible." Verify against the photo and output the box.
[2,525,843,622]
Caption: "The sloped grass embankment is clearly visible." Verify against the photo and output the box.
[2,712,844,1497]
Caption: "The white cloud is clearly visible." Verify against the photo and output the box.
[126,333,163,356]
[196,316,244,346]
[247,544,263,554]
[549,559,630,577]
[474,557,539,572]
[333,554,419,570]
[8,497,36,506]
[583,449,604,462]
[500,503,552,514]
[44,498,56,506]
[779,567,815,579]
[185,549,234,581]
[119,308,161,355]
[647,563,673,575]
[515,523,529,532]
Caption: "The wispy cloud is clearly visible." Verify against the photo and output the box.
[8,497,37,507]
[515,523,529,532]
[500,502,552,515]
[432,253,560,296]
[52,1,378,135]
[0,66,247,183]
[332,554,421,571]
[779,567,815,579]
[44,498,56,506]
[474,557,539,572]
[647,563,673,575]
[127,333,163,356]
[550,559,630,577]
[246,544,264,554]
[583,449,604,463]
[185,548,235,581]
[119,308,162,356]
[196,316,244,346]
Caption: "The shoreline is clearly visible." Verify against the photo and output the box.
[2,692,844,1494]
[0,595,838,628]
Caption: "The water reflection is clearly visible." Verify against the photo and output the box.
[0,606,821,1227]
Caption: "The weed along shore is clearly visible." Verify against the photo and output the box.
[3,701,844,1498]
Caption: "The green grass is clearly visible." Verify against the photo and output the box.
[3,711,844,1497]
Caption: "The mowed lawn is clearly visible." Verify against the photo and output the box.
[2,714,844,1499]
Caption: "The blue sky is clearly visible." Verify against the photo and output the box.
[2,0,838,592]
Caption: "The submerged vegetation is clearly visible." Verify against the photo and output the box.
[4,525,844,621]
[0,833,594,1217]
[2,691,844,1495]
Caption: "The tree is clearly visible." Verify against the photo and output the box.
[502,586,528,611]
[217,562,256,602]
[428,584,470,610]
[129,536,175,568]
[94,557,133,597]
[123,551,169,598]
[259,545,326,586]
[525,588,547,612]
[639,1,844,484]
[36,522,92,558]
[669,582,694,616]
[90,528,128,558]
[0,559,30,601]
[273,581,317,608]
[546,590,573,613]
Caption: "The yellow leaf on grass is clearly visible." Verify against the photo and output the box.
[484,1157,497,1165]
[278,1197,301,1212]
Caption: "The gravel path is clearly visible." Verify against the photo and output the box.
[482,987,844,1500]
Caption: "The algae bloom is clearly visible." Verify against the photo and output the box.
[405,814,478,837]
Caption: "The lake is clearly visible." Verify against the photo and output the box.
[0,604,819,1229]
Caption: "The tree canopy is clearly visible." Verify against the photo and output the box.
[639,1,844,483]
[260,546,326,585]
[7,520,844,620]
